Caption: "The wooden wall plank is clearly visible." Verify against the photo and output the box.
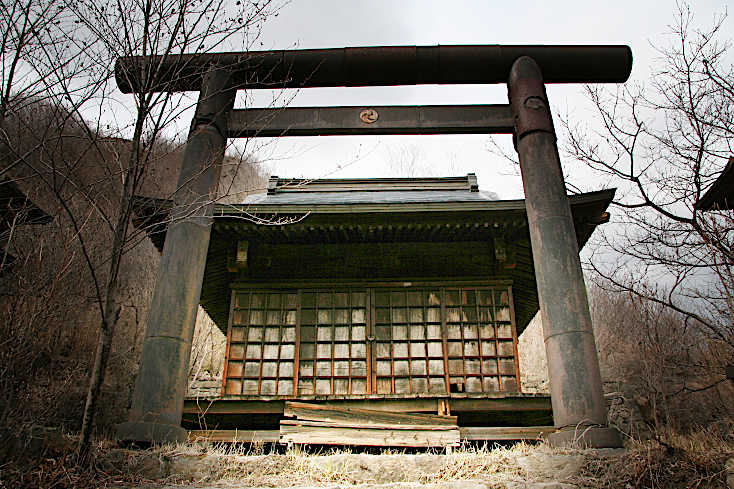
[449,397,551,412]
[247,242,496,280]
[183,396,551,414]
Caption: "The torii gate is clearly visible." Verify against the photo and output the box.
[115,45,632,448]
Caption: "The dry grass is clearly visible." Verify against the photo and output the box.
[3,428,731,488]
[575,428,734,489]
[113,430,732,488]
[147,441,537,487]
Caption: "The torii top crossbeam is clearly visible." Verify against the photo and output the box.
[115,44,632,93]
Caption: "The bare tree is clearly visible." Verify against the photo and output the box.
[386,144,432,177]
[561,2,733,373]
[71,0,282,457]
[1,0,282,458]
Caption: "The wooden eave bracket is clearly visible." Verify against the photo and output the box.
[227,240,249,272]
[493,236,517,269]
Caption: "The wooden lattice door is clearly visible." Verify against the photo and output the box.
[296,290,370,395]
[443,287,519,393]
[372,289,447,394]
[223,285,520,397]
[224,291,298,396]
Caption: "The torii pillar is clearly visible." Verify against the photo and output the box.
[117,66,235,443]
[115,45,629,447]
[508,56,620,447]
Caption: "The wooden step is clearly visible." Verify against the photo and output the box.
[280,401,459,447]
[280,424,460,447]
[284,401,457,427]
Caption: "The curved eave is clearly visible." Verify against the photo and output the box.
[696,157,734,211]
[217,189,615,216]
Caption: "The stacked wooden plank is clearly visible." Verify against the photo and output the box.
[280,401,460,447]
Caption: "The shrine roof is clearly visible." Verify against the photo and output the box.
[130,174,616,337]
[221,174,618,217]
[242,189,500,206]
[236,174,501,213]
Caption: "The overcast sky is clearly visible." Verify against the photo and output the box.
[234,0,728,199]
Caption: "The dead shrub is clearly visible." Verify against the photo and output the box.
[0,99,267,441]
[578,427,733,488]
[589,285,734,437]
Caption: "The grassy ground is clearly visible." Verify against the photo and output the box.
[1,428,732,488]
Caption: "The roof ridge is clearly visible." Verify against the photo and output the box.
[267,173,478,194]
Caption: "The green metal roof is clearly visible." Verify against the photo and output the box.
[236,174,499,209]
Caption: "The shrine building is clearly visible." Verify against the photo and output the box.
[137,173,614,444]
